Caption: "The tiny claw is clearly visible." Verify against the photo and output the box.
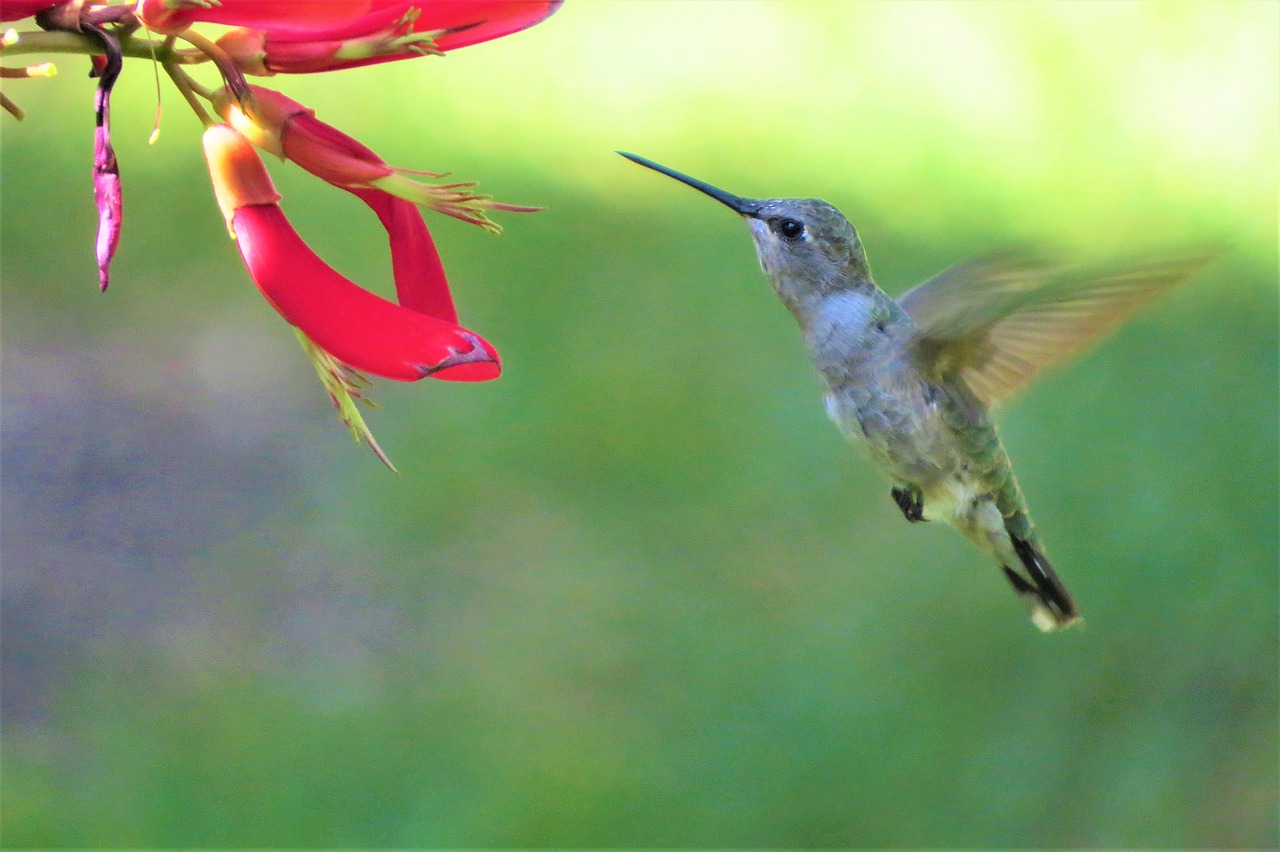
[891,486,927,522]
[418,333,494,377]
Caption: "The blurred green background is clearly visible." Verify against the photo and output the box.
[2,0,1276,846]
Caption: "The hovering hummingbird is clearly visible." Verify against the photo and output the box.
[620,151,1214,631]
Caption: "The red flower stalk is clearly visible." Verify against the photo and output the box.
[202,123,499,383]
[213,84,534,232]
[136,0,372,35]
[216,0,561,74]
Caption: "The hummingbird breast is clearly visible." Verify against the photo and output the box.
[822,364,963,487]
[804,291,1015,521]
[823,369,1021,528]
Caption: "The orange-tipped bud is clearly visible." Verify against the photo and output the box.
[214,84,393,187]
[212,84,301,157]
[201,123,282,235]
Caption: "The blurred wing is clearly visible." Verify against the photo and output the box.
[898,251,1216,408]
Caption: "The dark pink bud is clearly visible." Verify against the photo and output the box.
[93,124,122,291]
[86,22,123,291]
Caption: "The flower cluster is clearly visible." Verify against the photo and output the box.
[0,0,561,466]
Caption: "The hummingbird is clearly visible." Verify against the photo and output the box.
[620,151,1214,631]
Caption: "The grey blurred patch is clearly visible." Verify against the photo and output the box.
[1,344,306,722]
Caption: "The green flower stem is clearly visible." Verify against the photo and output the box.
[1,29,204,64]
[3,28,233,125]
[1,90,24,120]
[175,26,253,111]
[164,62,214,127]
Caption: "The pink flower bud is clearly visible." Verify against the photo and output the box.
[92,124,122,291]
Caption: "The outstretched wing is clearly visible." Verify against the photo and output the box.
[898,251,1216,408]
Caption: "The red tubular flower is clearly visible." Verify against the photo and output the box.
[311,0,563,51]
[216,0,561,74]
[9,0,548,466]
[202,123,498,383]
[213,84,533,232]
[136,0,372,34]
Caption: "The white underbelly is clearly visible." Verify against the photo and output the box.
[921,475,982,523]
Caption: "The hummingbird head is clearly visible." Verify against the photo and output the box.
[619,152,872,314]
[743,197,869,285]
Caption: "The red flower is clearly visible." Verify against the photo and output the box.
[216,0,561,75]
[202,123,499,384]
[6,0,557,464]
[136,0,372,34]
[214,84,535,231]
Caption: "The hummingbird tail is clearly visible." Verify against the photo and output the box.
[1001,535,1081,632]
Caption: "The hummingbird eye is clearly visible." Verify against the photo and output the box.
[774,217,806,241]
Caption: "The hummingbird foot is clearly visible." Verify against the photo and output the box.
[891,486,927,523]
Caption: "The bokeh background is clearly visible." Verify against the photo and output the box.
[2,0,1276,846]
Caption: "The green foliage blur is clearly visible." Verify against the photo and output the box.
[2,1,1276,846]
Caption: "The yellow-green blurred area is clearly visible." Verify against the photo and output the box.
[2,0,1276,845]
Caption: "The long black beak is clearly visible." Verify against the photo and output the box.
[619,151,762,217]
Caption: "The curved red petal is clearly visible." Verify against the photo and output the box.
[424,0,564,52]
[347,187,458,324]
[233,204,498,382]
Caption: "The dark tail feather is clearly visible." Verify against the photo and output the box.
[1002,535,1081,632]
